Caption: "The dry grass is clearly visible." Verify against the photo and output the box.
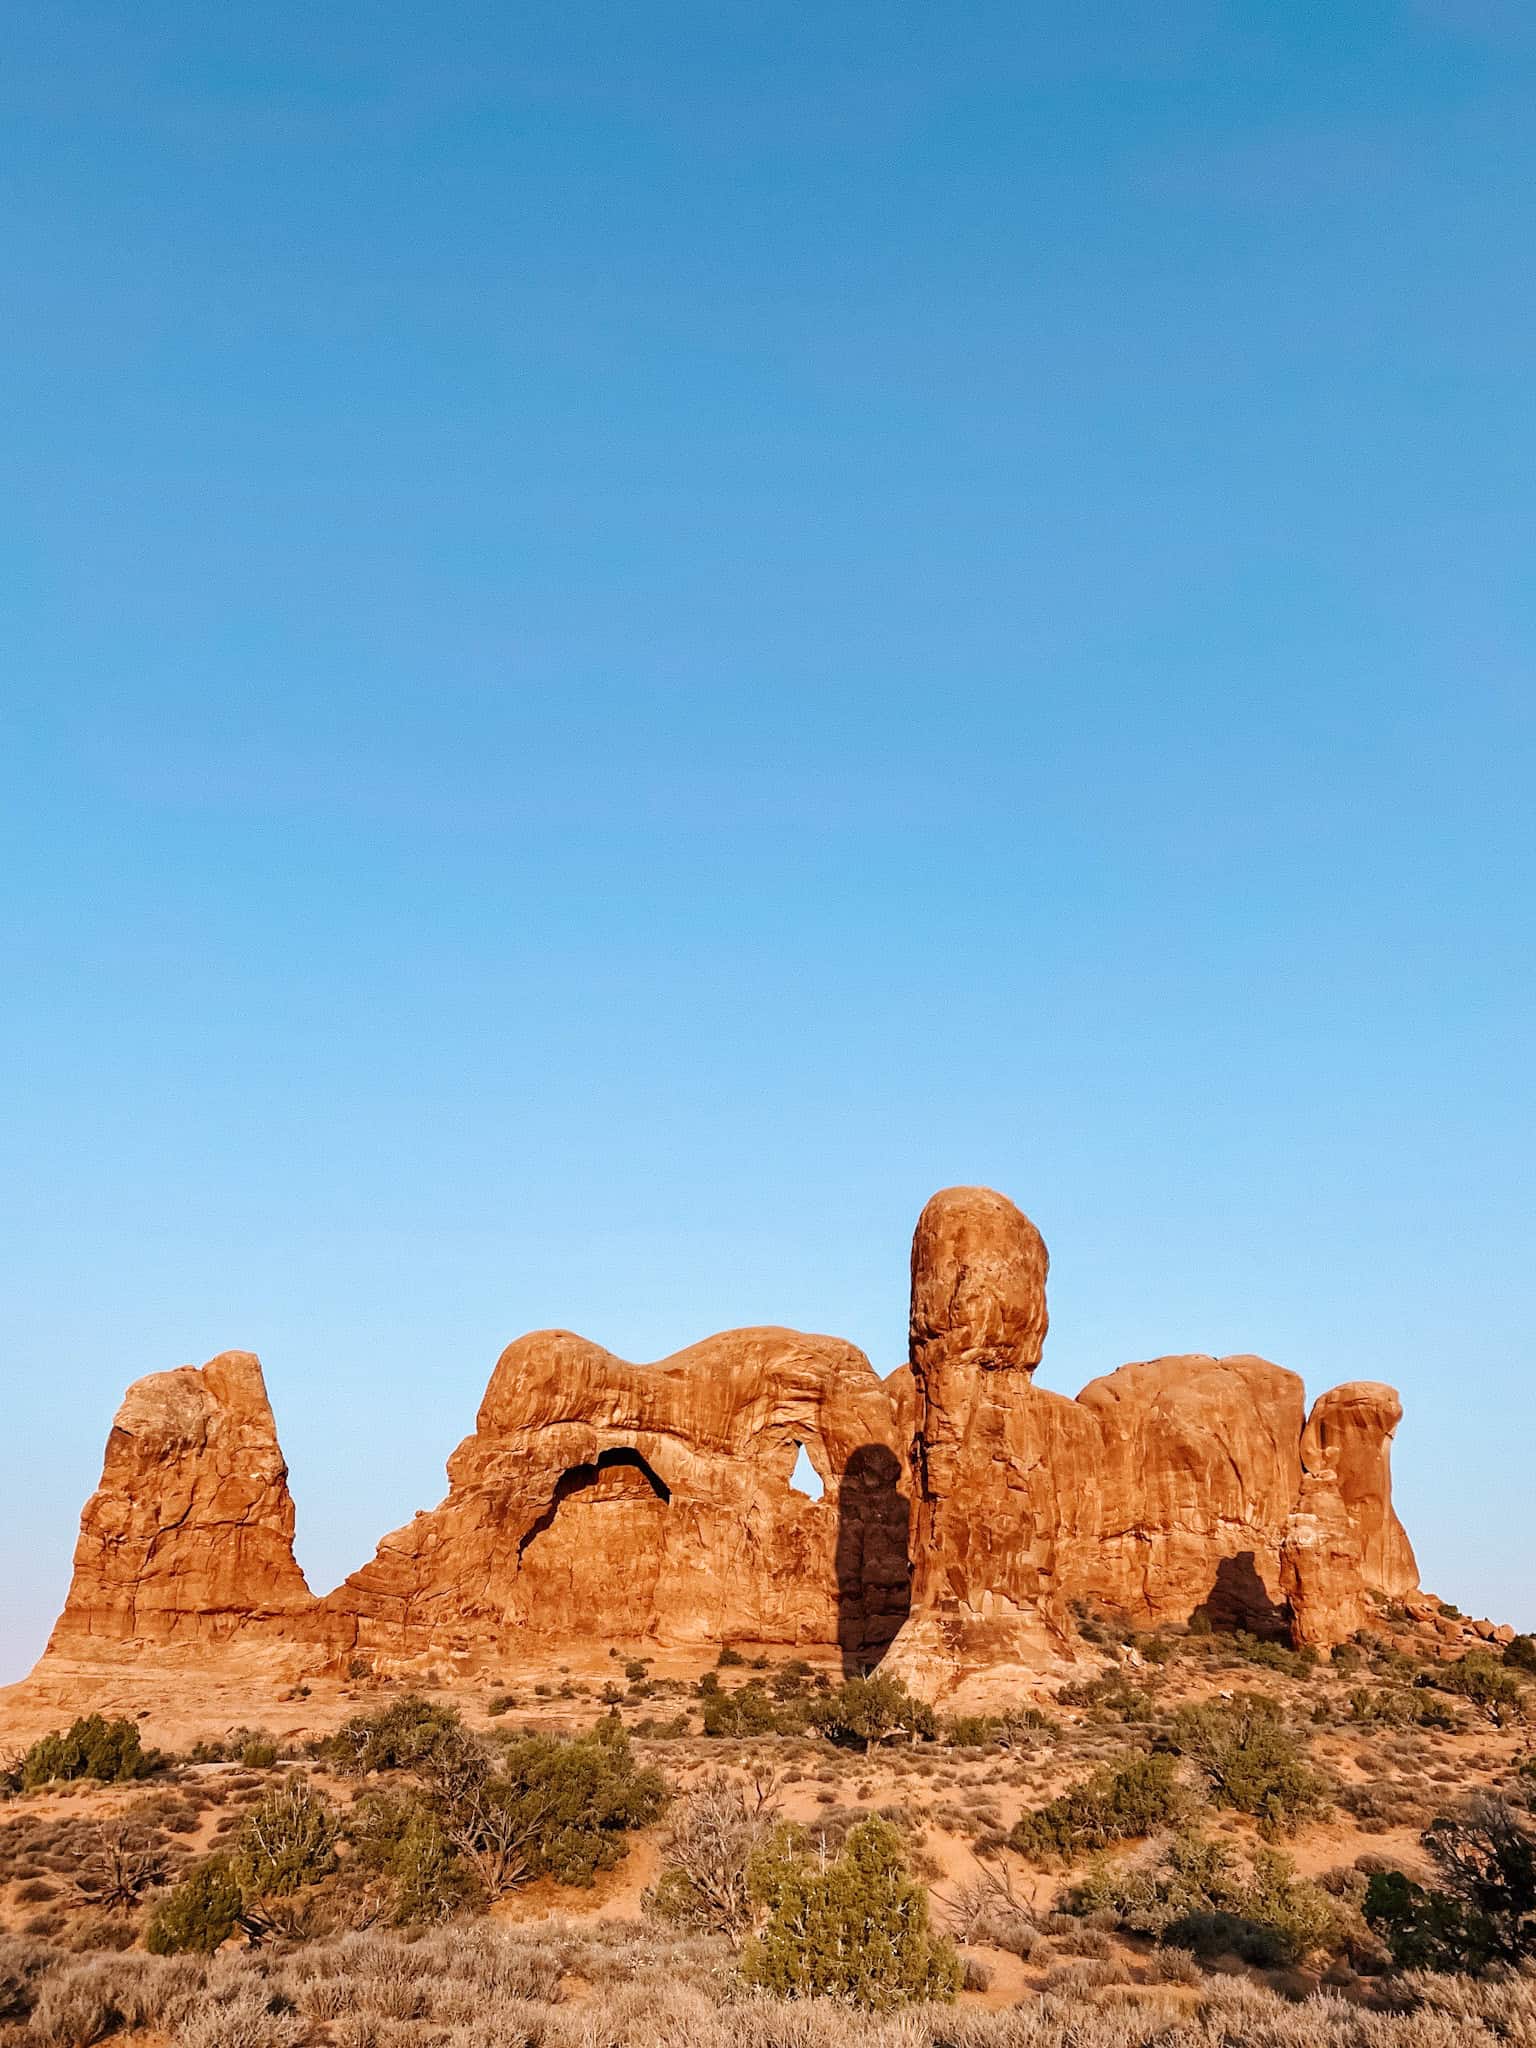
[1,1922,1534,2048]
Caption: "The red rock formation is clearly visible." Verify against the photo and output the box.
[45,1352,315,1663]
[1281,1445,1367,1648]
[894,1189,1326,1686]
[1301,1382,1417,1597]
[34,1190,1422,1686]
[323,1326,911,1674]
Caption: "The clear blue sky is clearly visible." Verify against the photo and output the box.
[3,3,1533,1681]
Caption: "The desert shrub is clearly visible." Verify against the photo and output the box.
[421,1716,664,1897]
[809,1675,935,1750]
[1349,1686,1460,1731]
[1232,1632,1312,1680]
[770,1660,813,1701]
[743,1815,959,2008]
[647,1773,779,1939]
[0,1936,57,2023]
[944,1871,1041,1958]
[71,1823,168,1910]
[1365,1794,1536,1973]
[144,1857,244,1954]
[1008,1751,1184,1864]
[27,1965,121,2048]
[486,1693,516,1717]
[1427,1652,1527,1727]
[702,1683,806,1738]
[346,1790,479,1923]
[1505,1635,1536,1676]
[1164,1693,1326,1834]
[1149,1945,1204,1984]
[717,1646,746,1667]
[636,1713,691,1739]
[322,1694,468,1776]
[1337,1778,1427,1834]
[175,1983,303,2048]
[1069,1830,1340,1965]
[1136,1633,1178,1665]
[18,1718,153,1791]
[944,1705,1051,1750]
[230,1776,338,1897]
[945,1715,1000,1748]
[1057,1674,1157,1722]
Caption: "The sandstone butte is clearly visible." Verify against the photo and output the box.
[33,1187,1425,1698]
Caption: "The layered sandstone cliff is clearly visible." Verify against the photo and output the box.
[34,1189,1420,1687]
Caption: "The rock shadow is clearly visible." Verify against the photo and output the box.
[1189,1550,1290,1638]
[518,1445,671,1556]
[835,1443,912,1675]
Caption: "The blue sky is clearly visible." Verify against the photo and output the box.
[3,3,1533,1680]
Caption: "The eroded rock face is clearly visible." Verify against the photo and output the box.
[1301,1382,1418,1597]
[46,1352,315,1661]
[907,1187,1048,1570]
[35,1191,1422,1684]
[323,1326,910,1673]
[1282,1448,1367,1649]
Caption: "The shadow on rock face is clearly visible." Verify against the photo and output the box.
[1190,1550,1291,1640]
[835,1443,912,1676]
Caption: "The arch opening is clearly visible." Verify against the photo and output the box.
[518,1445,671,1556]
[788,1440,825,1500]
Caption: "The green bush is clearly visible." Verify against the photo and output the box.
[1505,1635,1536,1676]
[1068,1830,1339,1965]
[945,1714,1001,1748]
[322,1694,468,1776]
[1056,1674,1157,1722]
[348,1788,481,1922]
[329,1700,664,1902]
[1349,1686,1460,1731]
[809,1675,935,1750]
[18,1716,154,1790]
[144,1856,244,1953]
[231,1776,338,1897]
[486,1720,665,1886]
[1428,1653,1526,1727]
[743,1816,959,2009]
[1222,1631,1312,1680]
[1164,1693,1326,1835]
[1009,1752,1184,1865]
[1364,1796,1536,1973]
[702,1683,807,1738]
[771,1659,814,1700]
